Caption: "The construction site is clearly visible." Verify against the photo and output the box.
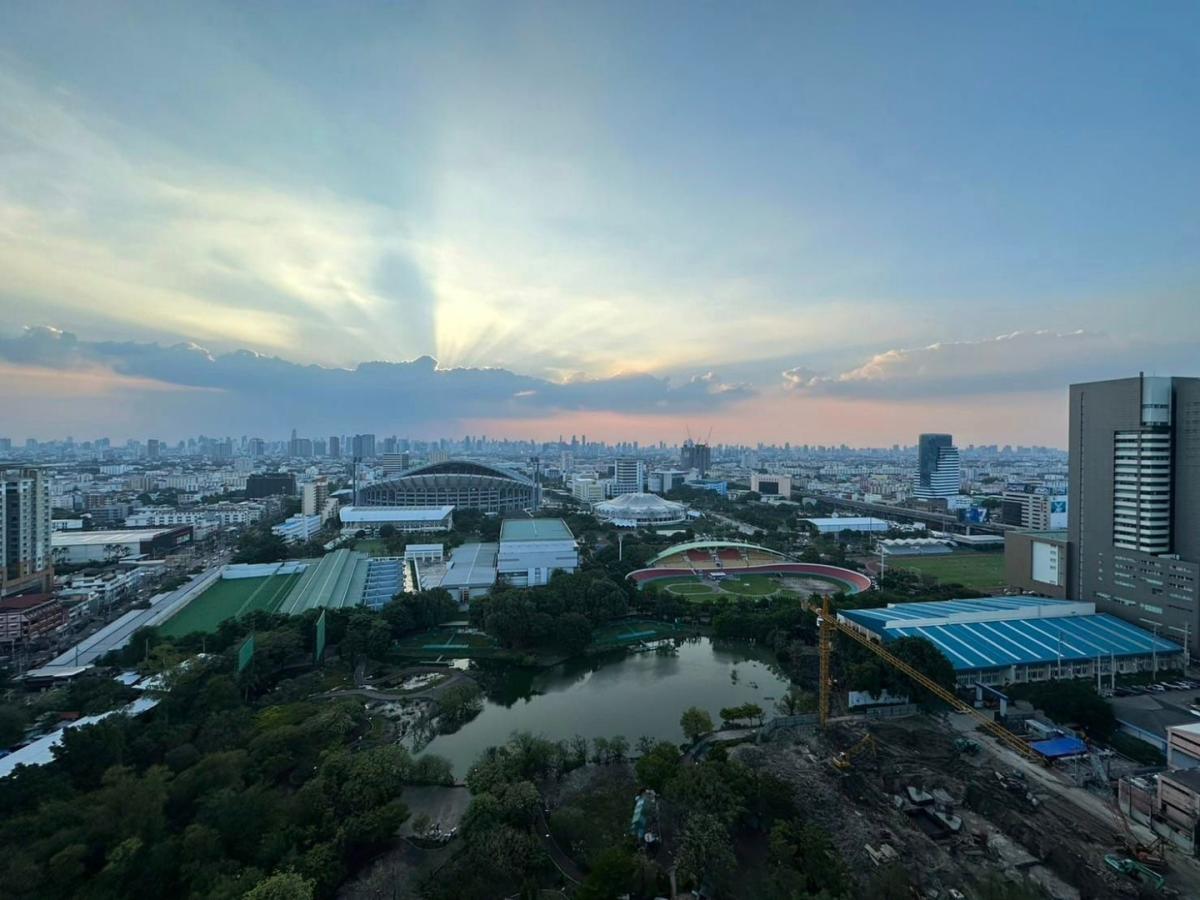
[739,597,1200,899]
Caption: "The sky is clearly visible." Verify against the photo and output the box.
[1,1,1197,446]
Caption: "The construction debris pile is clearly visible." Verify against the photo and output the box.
[733,716,1197,899]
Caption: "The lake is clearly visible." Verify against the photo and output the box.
[420,637,792,776]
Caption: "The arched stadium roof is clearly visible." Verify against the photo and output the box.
[396,460,534,485]
[648,539,787,565]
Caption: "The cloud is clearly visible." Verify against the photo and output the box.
[782,330,1197,400]
[0,327,753,436]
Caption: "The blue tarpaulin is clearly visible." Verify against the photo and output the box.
[1031,736,1087,759]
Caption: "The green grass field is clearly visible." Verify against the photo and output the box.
[897,553,1006,591]
[717,574,781,596]
[590,620,688,647]
[393,627,498,651]
[159,573,300,637]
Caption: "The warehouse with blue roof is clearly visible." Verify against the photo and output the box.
[839,596,1183,687]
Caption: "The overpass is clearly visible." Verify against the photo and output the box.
[807,494,1012,537]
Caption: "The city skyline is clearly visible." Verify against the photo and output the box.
[2,3,1198,444]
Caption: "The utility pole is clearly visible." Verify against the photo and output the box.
[1168,622,1191,670]
[1139,618,1161,675]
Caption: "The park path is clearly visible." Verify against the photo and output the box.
[314,670,475,705]
[535,806,584,885]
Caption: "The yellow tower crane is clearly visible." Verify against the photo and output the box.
[817,597,1041,763]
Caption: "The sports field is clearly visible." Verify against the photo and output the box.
[159,572,301,637]
[649,573,784,601]
[897,553,1006,591]
[393,627,498,652]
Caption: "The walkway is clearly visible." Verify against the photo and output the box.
[682,727,759,763]
[536,806,584,885]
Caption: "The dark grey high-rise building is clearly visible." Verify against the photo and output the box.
[915,433,960,500]
[680,440,710,477]
[1069,375,1200,651]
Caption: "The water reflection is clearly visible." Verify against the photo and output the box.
[421,637,791,776]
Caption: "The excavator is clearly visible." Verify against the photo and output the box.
[830,734,879,772]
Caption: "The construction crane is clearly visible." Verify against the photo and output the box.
[817,597,1041,763]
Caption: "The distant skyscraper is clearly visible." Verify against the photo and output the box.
[680,440,711,477]
[914,433,960,500]
[329,436,341,459]
[352,434,376,459]
[1069,375,1200,650]
[146,438,160,460]
[1,468,52,597]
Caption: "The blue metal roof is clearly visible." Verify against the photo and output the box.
[1031,736,1088,759]
[878,613,1181,671]
[842,596,1072,628]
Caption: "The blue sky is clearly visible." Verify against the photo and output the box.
[0,2,1197,443]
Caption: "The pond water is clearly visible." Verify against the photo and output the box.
[421,638,791,776]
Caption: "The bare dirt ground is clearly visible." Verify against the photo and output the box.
[734,715,1198,899]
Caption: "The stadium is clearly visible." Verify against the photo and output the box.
[627,539,872,599]
[358,460,537,514]
[594,491,688,526]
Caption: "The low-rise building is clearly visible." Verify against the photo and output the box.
[751,472,792,498]
[0,594,68,643]
[338,506,454,535]
[840,595,1183,688]
[497,518,579,587]
[272,514,322,544]
[51,527,194,564]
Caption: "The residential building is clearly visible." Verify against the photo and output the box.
[611,458,645,496]
[2,468,52,597]
[0,594,67,644]
[1069,375,1200,652]
[914,434,961,501]
[352,434,377,459]
[302,478,330,518]
[272,514,322,544]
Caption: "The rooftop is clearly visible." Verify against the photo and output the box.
[0,593,51,610]
[499,518,574,542]
[441,542,498,589]
[339,506,455,523]
[51,528,186,546]
[1162,768,1200,794]
[841,596,1182,672]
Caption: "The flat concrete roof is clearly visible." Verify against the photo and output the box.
[500,518,573,542]
[52,528,183,546]
[340,506,455,523]
[441,542,498,589]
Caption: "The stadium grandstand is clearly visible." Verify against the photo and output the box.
[358,460,537,514]
[628,539,872,594]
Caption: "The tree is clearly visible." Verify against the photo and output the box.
[776,687,817,716]
[635,741,681,791]
[378,524,396,539]
[608,735,629,762]
[676,813,736,892]
[680,706,713,743]
[577,847,636,900]
[0,704,28,747]
[244,871,316,900]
